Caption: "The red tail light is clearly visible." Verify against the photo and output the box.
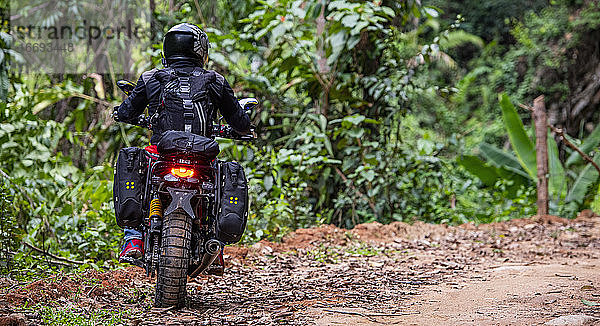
[171,167,195,178]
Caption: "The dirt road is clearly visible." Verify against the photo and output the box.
[1,213,599,325]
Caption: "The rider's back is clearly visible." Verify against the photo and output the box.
[116,22,250,144]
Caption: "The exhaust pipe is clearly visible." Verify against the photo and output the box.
[189,239,222,278]
[205,239,221,255]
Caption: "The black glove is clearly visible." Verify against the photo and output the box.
[233,124,256,135]
[112,106,120,122]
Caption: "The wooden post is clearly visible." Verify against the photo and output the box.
[533,95,549,215]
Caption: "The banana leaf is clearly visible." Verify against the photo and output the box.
[565,155,600,204]
[457,155,500,186]
[565,123,600,167]
[457,155,530,196]
[548,131,566,201]
[499,93,537,179]
[479,142,529,178]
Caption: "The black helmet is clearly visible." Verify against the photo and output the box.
[163,23,210,66]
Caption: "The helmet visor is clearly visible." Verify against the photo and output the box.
[163,32,199,60]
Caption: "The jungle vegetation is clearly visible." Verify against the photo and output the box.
[1,0,600,276]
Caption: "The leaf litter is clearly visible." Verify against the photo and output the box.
[0,212,598,325]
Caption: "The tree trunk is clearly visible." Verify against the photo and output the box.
[564,29,600,137]
[149,0,157,42]
[315,0,330,117]
[533,95,549,216]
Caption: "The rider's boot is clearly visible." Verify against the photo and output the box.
[119,238,144,262]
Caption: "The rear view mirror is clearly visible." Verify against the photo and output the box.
[117,80,136,96]
[239,98,259,112]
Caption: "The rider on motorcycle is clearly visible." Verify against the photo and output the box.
[113,23,251,261]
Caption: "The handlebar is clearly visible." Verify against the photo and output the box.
[212,125,257,141]
[115,79,257,141]
[131,115,151,129]
[120,114,256,141]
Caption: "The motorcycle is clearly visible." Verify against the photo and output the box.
[114,79,257,308]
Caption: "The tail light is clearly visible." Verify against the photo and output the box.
[171,166,195,178]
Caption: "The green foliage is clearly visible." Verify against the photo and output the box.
[4,0,600,276]
[0,183,20,274]
[461,93,598,217]
[456,179,537,223]
[0,6,17,102]
[498,93,537,179]
[216,0,483,235]
[565,124,600,167]
[457,155,504,186]
[26,305,130,326]
[456,154,529,195]
[0,75,139,276]
[547,132,566,201]
[565,155,600,206]
[428,0,548,43]
[479,143,527,175]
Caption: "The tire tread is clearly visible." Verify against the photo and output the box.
[154,209,191,308]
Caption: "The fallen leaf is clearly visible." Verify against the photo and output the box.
[580,285,595,291]
[554,273,573,278]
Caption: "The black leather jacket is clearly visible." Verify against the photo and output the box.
[117,59,251,144]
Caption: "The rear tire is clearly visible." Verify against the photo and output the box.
[154,209,191,308]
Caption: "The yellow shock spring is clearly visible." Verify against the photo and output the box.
[149,197,162,219]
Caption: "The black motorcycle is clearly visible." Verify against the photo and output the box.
[114,79,257,308]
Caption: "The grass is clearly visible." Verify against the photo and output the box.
[304,241,386,264]
[305,244,341,264]
[345,243,381,257]
[26,304,131,326]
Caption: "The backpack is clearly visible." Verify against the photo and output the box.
[155,67,217,137]
[113,147,148,228]
[216,162,249,244]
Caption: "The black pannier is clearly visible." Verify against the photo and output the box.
[216,162,249,244]
[157,130,220,160]
[113,147,147,228]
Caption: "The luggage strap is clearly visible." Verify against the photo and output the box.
[229,164,239,187]
[179,76,193,133]
[185,137,194,152]
[178,67,204,134]
[126,152,135,170]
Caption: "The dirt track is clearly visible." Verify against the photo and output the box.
[1,213,599,325]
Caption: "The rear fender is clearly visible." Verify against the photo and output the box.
[164,187,197,219]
